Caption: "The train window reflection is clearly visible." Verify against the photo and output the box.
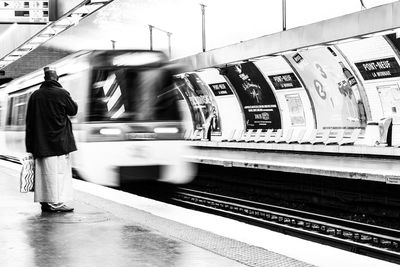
[89,67,181,122]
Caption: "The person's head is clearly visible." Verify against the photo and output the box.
[43,66,58,81]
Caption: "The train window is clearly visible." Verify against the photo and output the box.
[89,67,181,122]
[7,91,31,126]
[6,97,14,126]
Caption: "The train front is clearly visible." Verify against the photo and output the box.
[73,50,196,187]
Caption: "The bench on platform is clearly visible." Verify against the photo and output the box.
[276,128,294,143]
[230,130,246,142]
[247,129,263,143]
[324,129,345,145]
[217,127,362,146]
[237,129,255,142]
[221,129,236,142]
[255,129,274,143]
[339,128,362,145]
[287,128,306,144]
[299,129,317,144]
[309,129,330,145]
[267,129,283,143]
[355,122,379,146]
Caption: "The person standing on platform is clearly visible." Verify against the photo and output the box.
[25,66,78,212]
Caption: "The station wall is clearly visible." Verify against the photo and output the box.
[177,34,400,146]
[337,36,400,122]
[254,56,315,131]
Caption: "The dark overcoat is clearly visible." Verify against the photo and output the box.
[25,80,78,158]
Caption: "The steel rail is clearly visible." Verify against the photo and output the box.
[172,187,400,264]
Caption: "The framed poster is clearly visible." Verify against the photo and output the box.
[285,93,306,126]
[224,62,281,129]
[377,83,400,116]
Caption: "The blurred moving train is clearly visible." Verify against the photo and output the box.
[0,50,196,186]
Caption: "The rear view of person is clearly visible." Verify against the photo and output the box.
[25,66,78,212]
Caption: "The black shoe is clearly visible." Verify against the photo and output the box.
[40,202,51,211]
[41,203,74,212]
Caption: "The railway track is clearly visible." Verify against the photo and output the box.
[172,187,400,264]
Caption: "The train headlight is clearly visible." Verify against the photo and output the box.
[153,127,179,134]
[99,128,122,135]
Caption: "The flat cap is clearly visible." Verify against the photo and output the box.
[43,66,56,73]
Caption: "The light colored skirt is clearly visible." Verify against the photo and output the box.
[34,154,73,203]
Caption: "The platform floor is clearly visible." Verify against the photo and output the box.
[0,161,395,267]
[0,163,310,267]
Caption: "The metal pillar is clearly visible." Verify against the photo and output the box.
[282,0,286,31]
[200,4,206,52]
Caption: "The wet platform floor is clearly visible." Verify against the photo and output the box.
[0,164,310,267]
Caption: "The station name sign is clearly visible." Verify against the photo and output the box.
[208,82,233,96]
[268,73,301,90]
[0,1,50,23]
[355,57,400,80]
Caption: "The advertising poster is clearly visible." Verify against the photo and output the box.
[185,73,221,134]
[285,47,362,128]
[224,62,281,130]
[174,77,204,130]
[285,93,306,126]
[186,73,221,135]
[377,84,400,116]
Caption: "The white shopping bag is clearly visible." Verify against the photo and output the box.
[20,153,35,193]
